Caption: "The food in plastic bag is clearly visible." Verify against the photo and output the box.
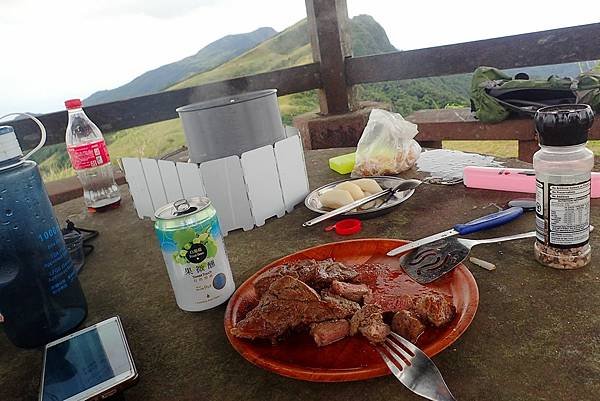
[351,109,421,177]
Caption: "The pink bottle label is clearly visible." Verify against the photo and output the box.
[67,140,110,169]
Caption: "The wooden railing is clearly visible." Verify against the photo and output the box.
[8,0,600,160]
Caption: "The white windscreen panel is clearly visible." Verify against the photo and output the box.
[241,145,285,226]
[140,158,168,211]
[176,162,206,199]
[274,135,309,213]
[199,156,254,235]
[158,160,184,203]
[121,157,154,219]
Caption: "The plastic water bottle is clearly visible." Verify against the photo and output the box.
[0,117,87,348]
[65,99,120,212]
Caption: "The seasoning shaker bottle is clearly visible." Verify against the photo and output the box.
[533,104,594,269]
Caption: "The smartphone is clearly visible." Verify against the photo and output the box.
[39,316,138,401]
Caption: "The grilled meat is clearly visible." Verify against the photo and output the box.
[312,260,358,287]
[330,280,371,303]
[350,304,390,344]
[413,293,455,327]
[310,320,350,347]
[253,259,358,298]
[232,275,357,341]
[391,310,426,343]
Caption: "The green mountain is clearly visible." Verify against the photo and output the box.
[167,15,471,121]
[37,15,599,182]
[170,15,396,90]
[84,27,277,105]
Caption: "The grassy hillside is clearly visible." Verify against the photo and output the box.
[33,119,185,181]
[170,15,397,90]
[169,20,313,90]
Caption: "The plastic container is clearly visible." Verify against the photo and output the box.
[329,152,356,174]
[324,219,362,235]
[463,166,600,197]
[0,119,87,348]
[65,99,121,212]
[533,104,594,269]
[176,89,285,163]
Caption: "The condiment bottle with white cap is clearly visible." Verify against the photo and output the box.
[533,104,594,269]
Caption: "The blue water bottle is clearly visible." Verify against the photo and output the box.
[0,114,87,348]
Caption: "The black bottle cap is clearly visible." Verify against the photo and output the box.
[534,104,594,146]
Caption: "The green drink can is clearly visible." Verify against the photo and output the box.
[154,198,235,311]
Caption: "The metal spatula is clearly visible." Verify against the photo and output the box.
[399,231,536,284]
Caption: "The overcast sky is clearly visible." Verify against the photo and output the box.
[0,0,598,116]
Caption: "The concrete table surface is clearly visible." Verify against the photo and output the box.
[1,148,599,401]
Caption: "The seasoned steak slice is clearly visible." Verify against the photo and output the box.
[313,260,358,287]
[254,267,299,298]
[363,292,414,313]
[231,276,353,341]
[253,259,318,298]
[310,319,350,347]
[330,280,371,303]
[413,293,455,327]
[253,259,357,297]
[391,310,426,343]
[350,304,390,344]
[321,290,361,317]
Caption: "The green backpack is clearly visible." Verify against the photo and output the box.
[470,66,600,123]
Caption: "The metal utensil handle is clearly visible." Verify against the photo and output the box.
[467,230,536,245]
[470,224,595,246]
[453,206,524,235]
[302,188,391,227]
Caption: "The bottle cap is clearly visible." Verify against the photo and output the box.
[0,126,23,163]
[534,104,594,146]
[324,219,362,235]
[65,99,83,110]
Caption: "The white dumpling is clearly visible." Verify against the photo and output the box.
[319,189,355,209]
[352,178,383,194]
[334,181,365,201]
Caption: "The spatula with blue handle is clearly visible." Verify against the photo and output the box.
[386,206,524,256]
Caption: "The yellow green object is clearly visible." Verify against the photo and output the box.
[329,152,356,174]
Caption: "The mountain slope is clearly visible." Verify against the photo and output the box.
[84,27,277,105]
[169,15,396,90]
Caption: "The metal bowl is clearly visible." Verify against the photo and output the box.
[304,176,415,219]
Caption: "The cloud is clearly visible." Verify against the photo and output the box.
[85,0,223,19]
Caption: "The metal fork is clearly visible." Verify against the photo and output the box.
[376,332,457,401]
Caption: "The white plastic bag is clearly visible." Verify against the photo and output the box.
[351,109,421,177]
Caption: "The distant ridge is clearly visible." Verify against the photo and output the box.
[84,27,277,105]
[168,14,397,90]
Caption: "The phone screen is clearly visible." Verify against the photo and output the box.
[42,319,133,401]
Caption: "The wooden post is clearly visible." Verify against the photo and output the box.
[306,0,354,115]
[518,139,539,163]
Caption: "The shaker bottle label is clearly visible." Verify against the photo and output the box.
[536,179,590,247]
[67,140,110,169]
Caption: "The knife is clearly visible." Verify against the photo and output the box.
[386,206,524,256]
